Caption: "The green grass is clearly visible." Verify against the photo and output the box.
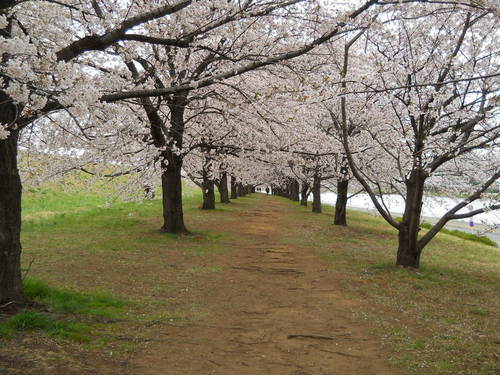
[420,222,497,247]
[394,217,497,247]
[0,311,90,341]
[24,279,126,319]
[0,279,126,342]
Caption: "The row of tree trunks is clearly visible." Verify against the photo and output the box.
[235,183,254,197]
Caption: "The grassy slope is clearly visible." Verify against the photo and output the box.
[7,187,499,374]
[283,198,499,375]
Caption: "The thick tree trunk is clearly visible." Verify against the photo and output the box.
[396,171,426,268]
[289,179,300,201]
[161,91,189,234]
[201,181,216,209]
[0,130,24,304]
[312,174,322,213]
[230,176,238,199]
[334,179,349,226]
[161,151,188,233]
[300,183,310,206]
[218,172,230,203]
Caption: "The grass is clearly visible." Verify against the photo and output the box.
[0,311,89,342]
[394,217,497,247]
[283,199,499,375]
[420,222,497,247]
[24,279,126,318]
[10,179,230,342]
[0,279,126,341]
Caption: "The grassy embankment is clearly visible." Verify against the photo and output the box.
[284,200,499,375]
[0,184,498,375]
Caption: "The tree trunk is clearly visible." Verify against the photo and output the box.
[230,176,238,199]
[0,129,24,304]
[289,179,300,201]
[237,183,245,197]
[312,174,322,213]
[200,154,215,210]
[300,183,310,206]
[201,180,216,209]
[161,91,189,234]
[218,172,230,203]
[334,178,349,226]
[161,151,188,233]
[396,171,426,268]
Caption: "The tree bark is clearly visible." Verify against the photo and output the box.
[201,180,216,209]
[161,91,189,233]
[0,19,25,304]
[160,151,188,233]
[230,176,238,199]
[0,129,24,304]
[289,179,300,201]
[312,174,322,213]
[300,183,310,206]
[218,172,230,203]
[200,154,216,210]
[334,179,349,226]
[396,171,426,268]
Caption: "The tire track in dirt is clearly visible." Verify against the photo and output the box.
[131,198,402,375]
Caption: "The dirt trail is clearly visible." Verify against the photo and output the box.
[131,199,401,375]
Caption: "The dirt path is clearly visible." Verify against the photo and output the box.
[130,198,401,375]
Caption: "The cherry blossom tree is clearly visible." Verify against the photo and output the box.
[340,4,500,268]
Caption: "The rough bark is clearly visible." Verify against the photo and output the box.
[218,172,230,203]
[334,179,349,226]
[160,151,188,233]
[396,171,426,268]
[300,183,310,206]
[161,92,189,233]
[312,174,322,213]
[0,129,24,304]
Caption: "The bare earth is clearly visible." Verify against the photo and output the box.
[1,198,402,375]
[130,199,401,375]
